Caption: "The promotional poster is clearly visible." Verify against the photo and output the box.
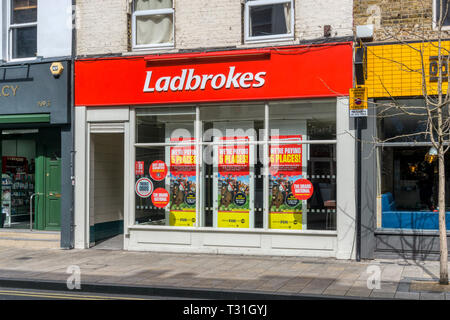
[169,141,197,226]
[269,135,303,230]
[217,137,250,228]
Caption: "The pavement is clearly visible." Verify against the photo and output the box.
[0,244,449,300]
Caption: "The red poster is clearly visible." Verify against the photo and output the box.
[135,161,144,175]
[269,135,302,176]
[149,160,168,181]
[218,137,249,176]
[151,188,170,208]
[292,179,314,200]
[170,140,196,176]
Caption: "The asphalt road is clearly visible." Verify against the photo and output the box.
[0,287,185,300]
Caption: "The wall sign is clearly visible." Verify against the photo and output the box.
[349,87,368,117]
[135,177,154,198]
[75,43,353,107]
[135,161,144,175]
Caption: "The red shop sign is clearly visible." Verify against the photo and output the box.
[75,43,353,107]
[292,179,314,201]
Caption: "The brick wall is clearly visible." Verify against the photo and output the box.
[353,0,445,42]
[76,0,353,56]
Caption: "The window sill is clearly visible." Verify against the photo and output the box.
[130,44,175,54]
[128,224,337,235]
[375,228,450,236]
[244,36,295,45]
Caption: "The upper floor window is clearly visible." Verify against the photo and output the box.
[132,0,174,50]
[434,0,450,29]
[8,0,37,60]
[244,0,294,43]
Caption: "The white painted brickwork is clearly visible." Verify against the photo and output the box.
[76,0,353,56]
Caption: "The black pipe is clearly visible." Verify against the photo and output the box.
[356,117,362,261]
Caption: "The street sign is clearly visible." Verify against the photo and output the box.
[349,87,368,117]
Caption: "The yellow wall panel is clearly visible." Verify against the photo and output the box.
[366,41,450,98]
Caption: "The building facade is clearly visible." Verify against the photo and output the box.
[0,0,74,248]
[73,0,358,259]
[354,0,450,259]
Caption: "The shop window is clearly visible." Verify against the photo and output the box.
[434,0,450,29]
[244,0,294,43]
[379,146,450,230]
[134,101,337,231]
[8,0,37,60]
[132,0,174,50]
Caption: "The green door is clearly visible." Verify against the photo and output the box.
[44,156,61,230]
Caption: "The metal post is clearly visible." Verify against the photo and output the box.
[30,193,37,231]
[356,117,362,262]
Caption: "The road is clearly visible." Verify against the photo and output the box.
[0,287,186,300]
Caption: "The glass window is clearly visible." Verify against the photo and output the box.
[9,0,37,60]
[435,0,450,28]
[132,0,174,49]
[379,146,450,230]
[133,101,337,231]
[200,104,264,229]
[245,0,294,42]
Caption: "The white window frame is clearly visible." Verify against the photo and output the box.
[433,0,450,31]
[244,0,295,43]
[131,1,175,51]
[7,0,38,62]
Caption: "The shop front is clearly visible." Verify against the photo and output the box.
[0,60,72,247]
[74,43,356,258]
[361,41,450,259]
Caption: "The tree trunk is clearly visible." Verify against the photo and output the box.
[438,148,449,285]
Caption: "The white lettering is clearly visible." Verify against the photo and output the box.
[226,66,242,89]
[170,69,187,91]
[253,71,266,88]
[185,69,201,91]
[200,74,214,90]
[211,73,226,89]
[155,76,170,92]
[143,67,267,93]
[239,72,254,88]
[143,71,154,92]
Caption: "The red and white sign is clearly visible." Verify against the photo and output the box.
[149,160,168,181]
[218,137,249,176]
[75,43,353,107]
[151,188,170,208]
[135,177,154,198]
[135,161,144,175]
[292,179,314,200]
[269,135,302,176]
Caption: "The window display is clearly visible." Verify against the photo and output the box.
[134,101,337,231]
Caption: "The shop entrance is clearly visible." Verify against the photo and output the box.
[0,128,61,230]
[89,133,124,249]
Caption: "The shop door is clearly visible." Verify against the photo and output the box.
[44,156,61,230]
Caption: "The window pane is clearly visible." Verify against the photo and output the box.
[11,0,37,24]
[270,101,337,140]
[135,0,173,11]
[435,0,450,26]
[200,104,264,229]
[379,146,450,230]
[136,107,195,144]
[11,26,37,59]
[136,14,173,45]
[135,145,197,227]
[249,3,291,37]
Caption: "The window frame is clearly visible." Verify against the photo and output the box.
[131,1,175,51]
[433,0,450,31]
[7,0,38,62]
[244,0,295,44]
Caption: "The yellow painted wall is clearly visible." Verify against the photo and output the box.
[366,41,450,98]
